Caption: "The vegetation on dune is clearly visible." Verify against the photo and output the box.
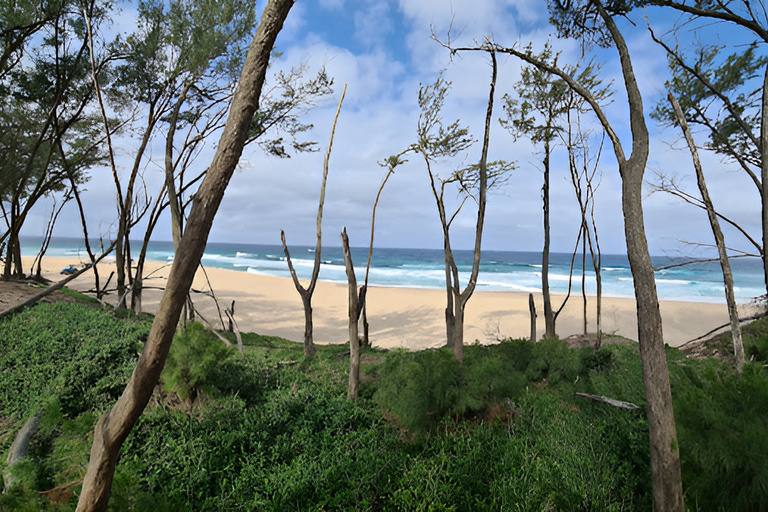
[1,301,766,511]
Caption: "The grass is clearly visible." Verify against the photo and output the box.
[0,298,766,511]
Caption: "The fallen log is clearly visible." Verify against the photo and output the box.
[576,392,641,410]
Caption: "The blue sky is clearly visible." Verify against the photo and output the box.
[22,0,765,258]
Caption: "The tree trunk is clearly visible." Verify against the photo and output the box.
[622,161,683,511]
[451,300,465,362]
[761,65,768,297]
[341,228,361,401]
[581,228,587,334]
[669,92,745,372]
[542,138,555,339]
[75,2,294,509]
[529,292,537,341]
[301,292,315,355]
[3,411,42,490]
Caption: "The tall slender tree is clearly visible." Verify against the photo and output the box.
[501,44,610,339]
[444,0,685,507]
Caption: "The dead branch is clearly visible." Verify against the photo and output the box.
[576,392,641,410]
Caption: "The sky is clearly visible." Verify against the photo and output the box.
[21,0,765,257]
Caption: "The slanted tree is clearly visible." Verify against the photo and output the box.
[75,1,295,509]
[646,0,768,297]
[443,0,685,507]
[667,92,745,371]
[281,84,346,356]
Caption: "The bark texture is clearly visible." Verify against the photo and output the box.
[341,228,363,401]
[75,2,294,509]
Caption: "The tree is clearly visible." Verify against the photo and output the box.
[75,1,295,509]
[444,0,685,507]
[667,92,746,371]
[393,55,512,363]
[501,44,610,340]
[97,0,260,307]
[360,154,401,347]
[646,0,768,297]
[281,84,346,356]
[563,108,606,347]
[1,0,108,279]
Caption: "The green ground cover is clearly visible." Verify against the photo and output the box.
[0,297,766,511]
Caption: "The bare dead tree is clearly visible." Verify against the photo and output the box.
[281,83,346,356]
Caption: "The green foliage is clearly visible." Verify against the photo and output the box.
[374,339,592,431]
[673,359,768,511]
[3,301,767,511]
[0,302,149,419]
[653,41,766,168]
[374,348,461,430]
[162,322,233,404]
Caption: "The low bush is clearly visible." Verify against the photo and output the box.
[162,322,234,405]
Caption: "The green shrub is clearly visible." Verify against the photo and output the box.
[461,347,527,412]
[673,360,768,511]
[162,322,234,405]
[373,348,460,430]
[526,337,586,385]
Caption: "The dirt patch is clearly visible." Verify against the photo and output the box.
[0,278,76,313]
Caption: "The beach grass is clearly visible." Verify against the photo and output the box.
[1,299,766,511]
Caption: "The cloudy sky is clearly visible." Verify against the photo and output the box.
[24,0,763,257]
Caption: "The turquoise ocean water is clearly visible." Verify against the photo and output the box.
[18,237,766,305]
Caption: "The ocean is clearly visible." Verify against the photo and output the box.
[17,237,767,305]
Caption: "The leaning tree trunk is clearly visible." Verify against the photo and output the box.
[669,93,745,372]
[75,2,294,510]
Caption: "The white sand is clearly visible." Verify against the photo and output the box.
[29,256,733,349]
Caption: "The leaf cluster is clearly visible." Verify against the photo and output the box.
[501,42,612,146]
[548,0,642,48]
[248,65,335,157]
[652,41,767,167]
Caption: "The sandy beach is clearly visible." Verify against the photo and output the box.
[25,256,736,350]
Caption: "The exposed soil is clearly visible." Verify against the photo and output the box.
[0,277,76,313]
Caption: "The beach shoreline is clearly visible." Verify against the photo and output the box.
[22,256,739,349]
